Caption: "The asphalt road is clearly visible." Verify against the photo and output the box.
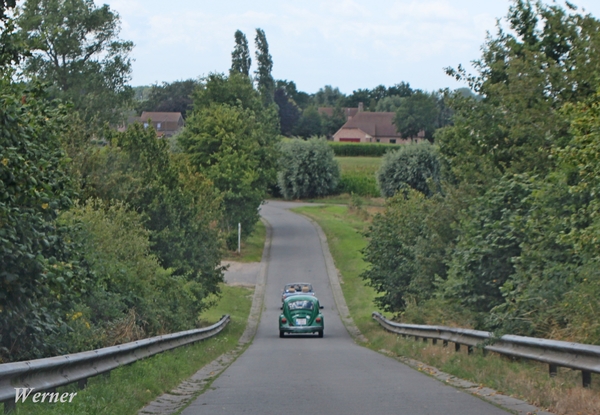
[181,201,509,415]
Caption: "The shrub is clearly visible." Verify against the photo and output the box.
[277,139,340,199]
[376,142,441,197]
[328,142,397,157]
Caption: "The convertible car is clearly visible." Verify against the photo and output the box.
[281,282,315,304]
[279,295,324,338]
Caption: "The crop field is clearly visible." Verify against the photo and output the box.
[336,157,381,197]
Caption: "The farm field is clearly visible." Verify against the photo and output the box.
[336,157,382,198]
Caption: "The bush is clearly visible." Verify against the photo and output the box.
[328,142,397,157]
[54,200,212,353]
[376,142,442,197]
[277,139,340,199]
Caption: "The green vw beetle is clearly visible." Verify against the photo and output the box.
[279,295,324,338]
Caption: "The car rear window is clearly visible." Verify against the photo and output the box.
[288,300,315,310]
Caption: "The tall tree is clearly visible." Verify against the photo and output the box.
[394,91,440,141]
[274,87,300,136]
[230,29,251,77]
[17,0,133,129]
[254,28,275,106]
[180,73,279,248]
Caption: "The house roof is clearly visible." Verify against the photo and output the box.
[140,112,183,123]
[318,107,359,119]
[337,112,401,138]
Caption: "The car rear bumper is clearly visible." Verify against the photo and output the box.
[280,325,323,334]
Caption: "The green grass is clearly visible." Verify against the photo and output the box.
[13,284,253,415]
[292,205,600,415]
[223,219,266,263]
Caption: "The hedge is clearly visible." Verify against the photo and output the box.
[328,142,398,157]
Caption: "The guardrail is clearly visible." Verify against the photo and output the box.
[372,312,600,388]
[0,315,230,414]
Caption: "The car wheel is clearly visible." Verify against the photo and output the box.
[279,330,284,338]
[318,331,323,338]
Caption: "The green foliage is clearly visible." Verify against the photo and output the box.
[394,90,440,140]
[320,105,346,137]
[180,72,278,248]
[277,139,340,199]
[254,28,275,106]
[0,78,85,361]
[56,200,212,350]
[17,0,134,129]
[274,87,300,136]
[361,190,459,313]
[293,106,322,138]
[0,0,24,68]
[230,29,251,77]
[74,123,225,300]
[376,142,442,198]
[441,174,536,317]
[328,142,397,157]
[360,2,600,344]
[135,79,197,118]
[337,174,379,197]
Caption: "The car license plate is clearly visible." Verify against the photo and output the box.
[295,318,307,326]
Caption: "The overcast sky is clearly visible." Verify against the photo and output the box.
[99,0,600,94]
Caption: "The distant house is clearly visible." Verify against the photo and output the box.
[333,109,422,144]
[139,112,184,137]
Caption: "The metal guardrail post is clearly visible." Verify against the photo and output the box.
[583,371,592,388]
[549,364,558,377]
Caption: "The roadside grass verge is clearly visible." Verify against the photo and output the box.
[223,219,266,263]
[292,205,600,415]
[13,284,253,415]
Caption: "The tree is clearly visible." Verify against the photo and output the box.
[276,79,310,109]
[17,0,133,128]
[394,91,440,140]
[274,87,300,136]
[277,139,340,199]
[180,73,279,248]
[230,29,251,77]
[136,79,197,118]
[254,28,274,106]
[293,106,322,138]
[313,85,345,107]
[320,105,346,137]
[0,0,23,68]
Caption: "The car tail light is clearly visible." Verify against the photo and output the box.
[281,317,287,323]
[316,317,322,323]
